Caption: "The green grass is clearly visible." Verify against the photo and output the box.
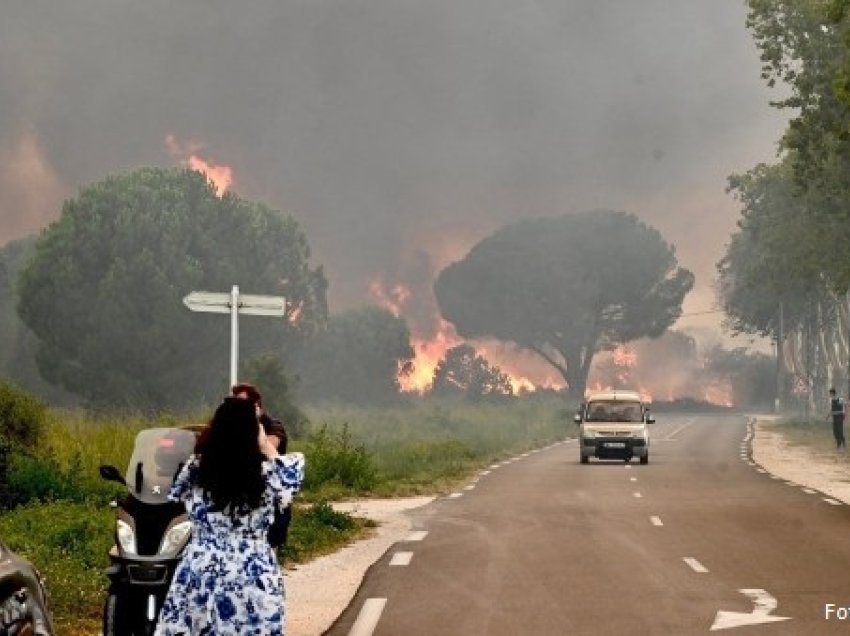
[769,416,845,458]
[303,397,575,497]
[0,501,115,634]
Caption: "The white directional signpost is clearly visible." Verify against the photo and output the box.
[183,285,286,388]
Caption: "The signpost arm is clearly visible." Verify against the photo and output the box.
[183,286,284,393]
[230,285,239,388]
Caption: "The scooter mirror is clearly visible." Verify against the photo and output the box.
[99,464,126,485]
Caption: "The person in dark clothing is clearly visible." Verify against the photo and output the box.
[231,382,292,547]
[827,388,846,450]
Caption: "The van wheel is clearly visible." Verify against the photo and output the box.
[640,454,649,465]
[580,454,589,464]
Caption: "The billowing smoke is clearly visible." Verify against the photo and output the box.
[1,0,787,344]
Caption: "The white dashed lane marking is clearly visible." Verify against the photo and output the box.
[683,557,709,573]
[389,551,414,566]
[405,531,428,541]
[650,516,663,526]
[348,598,387,636]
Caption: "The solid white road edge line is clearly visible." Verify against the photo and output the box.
[822,497,842,505]
[348,598,388,636]
[683,557,709,573]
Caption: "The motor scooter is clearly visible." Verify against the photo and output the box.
[99,427,196,636]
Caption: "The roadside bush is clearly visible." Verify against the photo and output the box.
[281,501,372,563]
[0,380,48,507]
[0,379,46,452]
[5,451,118,506]
[302,424,378,495]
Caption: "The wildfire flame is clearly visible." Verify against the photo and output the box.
[612,344,637,368]
[400,320,462,393]
[165,134,233,196]
[369,278,559,394]
[703,380,734,408]
[367,280,412,318]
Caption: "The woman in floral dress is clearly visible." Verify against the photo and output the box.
[155,397,305,635]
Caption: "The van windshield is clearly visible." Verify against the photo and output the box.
[585,401,643,422]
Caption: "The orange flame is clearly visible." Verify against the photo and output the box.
[369,278,563,394]
[703,380,734,408]
[400,320,462,393]
[165,134,233,196]
[612,344,637,368]
[367,279,411,318]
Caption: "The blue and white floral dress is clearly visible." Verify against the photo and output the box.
[154,452,305,635]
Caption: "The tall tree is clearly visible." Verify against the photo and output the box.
[0,238,77,404]
[746,0,850,288]
[17,167,328,410]
[719,161,822,338]
[434,211,693,399]
[430,344,513,400]
[294,306,414,405]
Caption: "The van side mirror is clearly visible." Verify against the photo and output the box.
[646,415,656,424]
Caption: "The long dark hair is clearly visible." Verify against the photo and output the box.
[195,397,265,514]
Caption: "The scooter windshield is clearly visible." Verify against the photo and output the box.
[124,428,197,504]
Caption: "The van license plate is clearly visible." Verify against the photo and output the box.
[604,442,626,448]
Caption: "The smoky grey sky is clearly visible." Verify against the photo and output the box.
[0,0,787,340]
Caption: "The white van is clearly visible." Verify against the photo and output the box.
[574,390,654,464]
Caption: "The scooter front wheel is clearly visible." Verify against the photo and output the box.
[103,591,133,636]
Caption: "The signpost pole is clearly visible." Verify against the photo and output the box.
[182,287,286,392]
[230,285,240,388]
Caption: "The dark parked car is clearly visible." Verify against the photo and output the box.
[0,538,54,635]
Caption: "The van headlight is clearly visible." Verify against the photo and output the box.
[117,520,137,555]
[158,521,191,558]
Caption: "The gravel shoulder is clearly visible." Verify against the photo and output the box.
[286,416,850,635]
[285,496,434,636]
[751,415,850,503]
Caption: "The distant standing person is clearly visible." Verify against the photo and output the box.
[231,382,292,547]
[827,388,846,450]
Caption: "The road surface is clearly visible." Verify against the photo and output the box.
[326,414,850,635]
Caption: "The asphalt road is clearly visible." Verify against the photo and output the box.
[325,414,850,635]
